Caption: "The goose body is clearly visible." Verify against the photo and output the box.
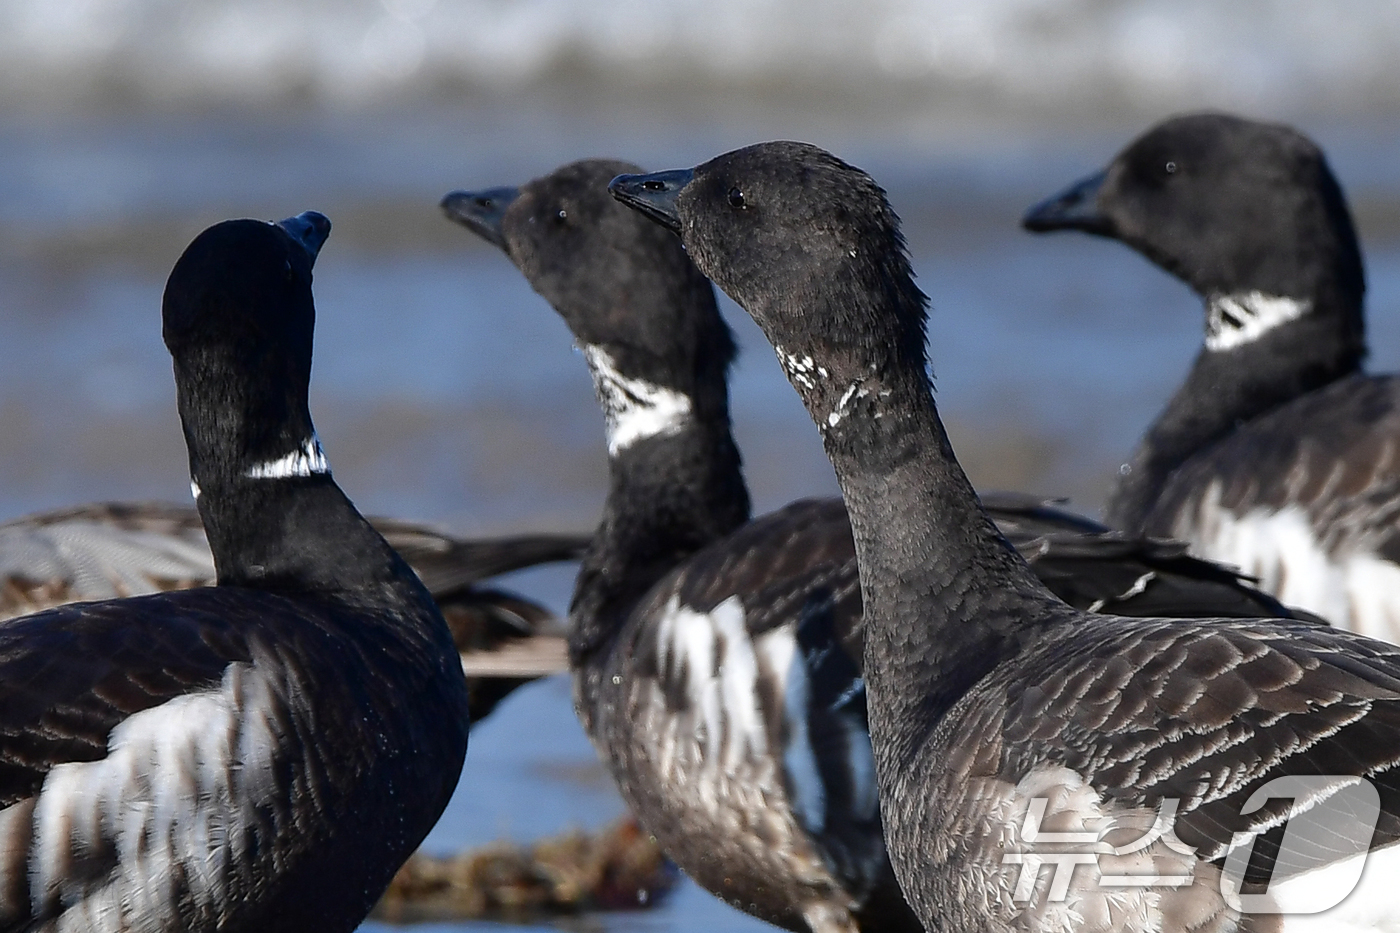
[1142,373,1400,642]
[0,212,471,931]
[612,140,1400,933]
[443,160,1315,933]
[0,584,466,932]
[447,162,901,933]
[1024,112,1400,639]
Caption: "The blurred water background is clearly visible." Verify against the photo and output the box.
[3,1,1400,929]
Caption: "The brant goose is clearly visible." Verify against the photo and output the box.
[0,212,470,931]
[0,500,584,722]
[441,162,1299,621]
[1022,112,1400,640]
[441,160,1319,933]
[613,140,1400,933]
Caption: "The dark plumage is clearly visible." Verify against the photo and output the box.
[1023,112,1400,639]
[613,140,1400,933]
[448,163,897,933]
[0,212,470,932]
[443,160,1316,933]
[0,501,585,723]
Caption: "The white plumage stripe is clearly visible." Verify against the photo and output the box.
[25,663,279,929]
[757,623,827,834]
[244,434,330,480]
[653,594,836,836]
[1204,292,1311,352]
[581,345,692,456]
[656,596,764,768]
[1176,483,1400,641]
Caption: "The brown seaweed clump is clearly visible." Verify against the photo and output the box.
[372,817,678,924]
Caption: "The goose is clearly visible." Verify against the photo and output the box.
[1022,112,1400,642]
[0,211,471,931]
[438,159,1320,933]
[441,161,1303,622]
[612,140,1400,933]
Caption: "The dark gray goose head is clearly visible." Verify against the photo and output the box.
[443,160,737,461]
[612,141,931,449]
[1023,114,1374,542]
[163,211,427,599]
[615,139,1400,933]
[443,159,750,662]
[164,213,332,500]
[1023,112,1365,360]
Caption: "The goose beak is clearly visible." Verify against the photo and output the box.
[609,169,693,233]
[441,187,520,253]
[277,211,332,264]
[1022,171,1112,235]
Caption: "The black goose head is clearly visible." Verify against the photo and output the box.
[443,159,735,444]
[610,142,930,417]
[163,212,332,495]
[1023,112,1365,354]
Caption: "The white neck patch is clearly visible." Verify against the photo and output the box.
[774,344,827,390]
[1204,291,1311,352]
[245,433,331,480]
[582,345,692,457]
[826,381,868,428]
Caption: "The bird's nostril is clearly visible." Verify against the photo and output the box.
[642,180,665,191]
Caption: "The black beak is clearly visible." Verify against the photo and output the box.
[277,211,332,265]
[1022,170,1112,235]
[440,187,520,252]
[608,169,693,233]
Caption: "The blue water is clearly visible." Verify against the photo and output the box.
[2,19,1400,927]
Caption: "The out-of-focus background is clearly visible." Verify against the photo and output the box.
[2,2,1399,929]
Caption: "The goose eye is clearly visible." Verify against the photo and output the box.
[556,208,568,221]
[1164,161,1178,174]
[727,187,746,209]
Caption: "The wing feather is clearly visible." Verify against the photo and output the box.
[960,619,1400,884]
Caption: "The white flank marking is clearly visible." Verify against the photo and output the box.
[581,345,692,456]
[189,480,201,500]
[1176,484,1400,641]
[1204,291,1311,352]
[29,663,279,929]
[655,595,764,770]
[711,598,760,770]
[654,595,849,835]
[755,625,827,834]
[244,433,330,480]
